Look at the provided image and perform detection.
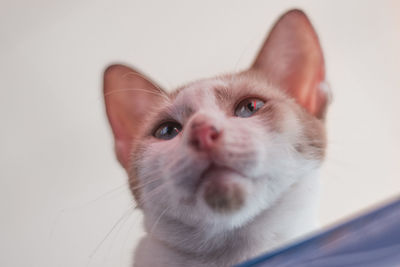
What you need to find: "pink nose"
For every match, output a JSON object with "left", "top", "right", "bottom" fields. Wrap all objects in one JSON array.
[{"left": 189, "top": 120, "right": 220, "bottom": 151}]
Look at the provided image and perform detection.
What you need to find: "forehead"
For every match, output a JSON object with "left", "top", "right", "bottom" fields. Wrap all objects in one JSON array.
[
  {"left": 159, "top": 73, "right": 282, "bottom": 122},
  {"left": 173, "top": 78, "right": 227, "bottom": 110}
]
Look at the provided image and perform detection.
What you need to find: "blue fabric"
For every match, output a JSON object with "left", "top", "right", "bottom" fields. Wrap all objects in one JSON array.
[{"left": 236, "top": 196, "right": 400, "bottom": 267}]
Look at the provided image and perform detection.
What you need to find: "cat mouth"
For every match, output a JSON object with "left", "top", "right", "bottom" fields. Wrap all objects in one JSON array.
[
  {"left": 198, "top": 164, "right": 247, "bottom": 213},
  {"left": 198, "top": 164, "right": 240, "bottom": 184}
]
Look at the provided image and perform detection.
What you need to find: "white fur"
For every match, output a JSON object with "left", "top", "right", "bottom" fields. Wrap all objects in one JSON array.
[
  {"left": 135, "top": 172, "right": 320, "bottom": 267},
  {"left": 132, "top": 78, "right": 323, "bottom": 266}
]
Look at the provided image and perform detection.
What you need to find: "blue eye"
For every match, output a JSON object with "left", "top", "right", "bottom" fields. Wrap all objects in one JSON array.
[
  {"left": 235, "top": 98, "right": 265, "bottom": 117},
  {"left": 154, "top": 121, "right": 182, "bottom": 140}
]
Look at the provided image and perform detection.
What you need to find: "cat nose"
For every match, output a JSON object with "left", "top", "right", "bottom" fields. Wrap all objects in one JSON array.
[{"left": 189, "top": 118, "right": 221, "bottom": 151}]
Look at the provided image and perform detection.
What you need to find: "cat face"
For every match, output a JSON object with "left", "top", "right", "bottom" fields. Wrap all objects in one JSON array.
[
  {"left": 131, "top": 72, "right": 325, "bottom": 229},
  {"left": 103, "top": 10, "right": 329, "bottom": 232}
]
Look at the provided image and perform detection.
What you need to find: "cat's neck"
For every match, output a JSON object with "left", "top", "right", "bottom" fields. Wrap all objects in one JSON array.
[{"left": 134, "top": 172, "right": 320, "bottom": 267}]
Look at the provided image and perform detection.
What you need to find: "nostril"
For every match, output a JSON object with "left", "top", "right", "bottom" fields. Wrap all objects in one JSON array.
[{"left": 209, "top": 126, "right": 219, "bottom": 141}]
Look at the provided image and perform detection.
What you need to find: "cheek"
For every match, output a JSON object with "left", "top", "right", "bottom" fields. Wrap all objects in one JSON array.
[
  {"left": 134, "top": 140, "right": 176, "bottom": 190},
  {"left": 139, "top": 137, "right": 205, "bottom": 194},
  {"left": 132, "top": 142, "right": 178, "bottom": 211},
  {"left": 226, "top": 110, "right": 302, "bottom": 177},
  {"left": 260, "top": 102, "right": 303, "bottom": 146},
  {"left": 142, "top": 139, "right": 180, "bottom": 174},
  {"left": 219, "top": 118, "right": 271, "bottom": 172}
]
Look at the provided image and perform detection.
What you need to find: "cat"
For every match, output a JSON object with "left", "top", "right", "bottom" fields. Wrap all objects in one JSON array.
[{"left": 103, "top": 9, "right": 330, "bottom": 267}]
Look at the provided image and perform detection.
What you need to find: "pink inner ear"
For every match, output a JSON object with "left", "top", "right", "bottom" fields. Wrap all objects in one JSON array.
[
  {"left": 103, "top": 64, "right": 166, "bottom": 169},
  {"left": 252, "top": 9, "right": 327, "bottom": 119}
]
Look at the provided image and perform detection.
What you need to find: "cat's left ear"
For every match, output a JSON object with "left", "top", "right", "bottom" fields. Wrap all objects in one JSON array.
[
  {"left": 251, "top": 9, "right": 329, "bottom": 119},
  {"left": 103, "top": 64, "right": 167, "bottom": 169}
]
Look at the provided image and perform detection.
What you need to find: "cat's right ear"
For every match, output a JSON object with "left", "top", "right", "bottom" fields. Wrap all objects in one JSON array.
[{"left": 103, "top": 64, "right": 166, "bottom": 169}]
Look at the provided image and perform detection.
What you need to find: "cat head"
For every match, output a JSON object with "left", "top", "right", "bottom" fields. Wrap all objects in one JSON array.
[{"left": 103, "top": 10, "right": 329, "bottom": 232}]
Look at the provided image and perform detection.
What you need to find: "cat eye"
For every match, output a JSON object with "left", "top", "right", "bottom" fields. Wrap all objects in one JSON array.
[
  {"left": 153, "top": 121, "right": 182, "bottom": 140},
  {"left": 235, "top": 98, "right": 265, "bottom": 117}
]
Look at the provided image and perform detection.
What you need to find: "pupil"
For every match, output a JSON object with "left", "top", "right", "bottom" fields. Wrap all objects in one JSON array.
[
  {"left": 247, "top": 102, "right": 254, "bottom": 112},
  {"left": 167, "top": 126, "right": 173, "bottom": 135},
  {"left": 154, "top": 122, "right": 181, "bottom": 140}
]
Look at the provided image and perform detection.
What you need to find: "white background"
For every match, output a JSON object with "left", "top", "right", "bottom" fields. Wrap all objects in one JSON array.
[{"left": 1, "top": 0, "right": 399, "bottom": 266}]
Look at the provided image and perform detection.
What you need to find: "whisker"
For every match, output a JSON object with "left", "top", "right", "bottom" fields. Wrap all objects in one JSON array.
[
  {"left": 104, "top": 87, "right": 170, "bottom": 102},
  {"left": 137, "top": 184, "right": 167, "bottom": 208},
  {"left": 130, "top": 177, "right": 162, "bottom": 191},
  {"left": 83, "top": 183, "right": 129, "bottom": 206},
  {"left": 232, "top": 30, "right": 261, "bottom": 73},
  {"left": 50, "top": 183, "right": 129, "bottom": 239},
  {"left": 87, "top": 203, "right": 136, "bottom": 265},
  {"left": 119, "top": 214, "right": 139, "bottom": 266},
  {"left": 122, "top": 71, "right": 166, "bottom": 94},
  {"left": 148, "top": 207, "right": 169, "bottom": 237},
  {"left": 104, "top": 206, "right": 138, "bottom": 264}
]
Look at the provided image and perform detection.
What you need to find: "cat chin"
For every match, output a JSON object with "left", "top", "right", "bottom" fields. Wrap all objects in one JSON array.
[
  {"left": 192, "top": 181, "right": 265, "bottom": 230},
  {"left": 197, "top": 166, "right": 249, "bottom": 213}
]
